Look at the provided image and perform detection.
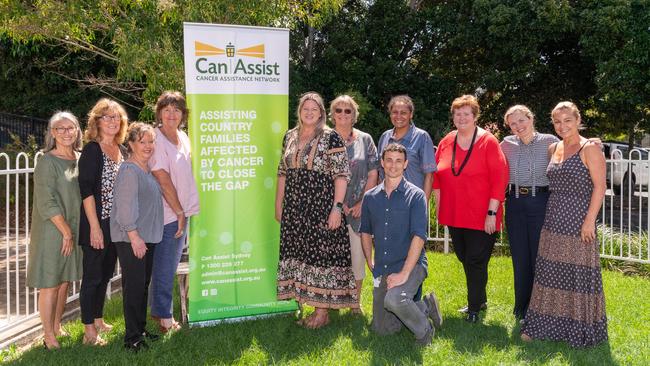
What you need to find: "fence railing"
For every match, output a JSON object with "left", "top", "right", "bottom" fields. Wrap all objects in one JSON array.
[
  {"left": 0, "top": 152, "right": 121, "bottom": 338},
  {"left": 0, "top": 112, "right": 48, "bottom": 147},
  {"left": 1, "top": 149, "right": 649, "bottom": 339}
]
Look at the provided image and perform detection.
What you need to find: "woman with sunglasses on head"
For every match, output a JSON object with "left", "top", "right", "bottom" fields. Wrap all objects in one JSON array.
[
  {"left": 27, "top": 112, "right": 84, "bottom": 350},
  {"left": 78, "top": 98, "right": 129, "bottom": 345},
  {"left": 329, "top": 95, "right": 379, "bottom": 314}
]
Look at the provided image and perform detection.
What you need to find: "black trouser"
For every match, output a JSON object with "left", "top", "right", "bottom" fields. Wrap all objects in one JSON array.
[
  {"left": 80, "top": 235, "right": 118, "bottom": 325},
  {"left": 448, "top": 226, "right": 496, "bottom": 313},
  {"left": 505, "top": 191, "right": 549, "bottom": 318},
  {"left": 115, "top": 241, "right": 155, "bottom": 345}
]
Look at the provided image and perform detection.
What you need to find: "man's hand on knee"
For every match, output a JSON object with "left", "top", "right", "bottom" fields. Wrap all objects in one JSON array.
[{"left": 386, "top": 271, "right": 409, "bottom": 289}]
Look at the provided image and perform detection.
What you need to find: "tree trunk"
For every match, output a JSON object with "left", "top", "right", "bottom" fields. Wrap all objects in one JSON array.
[{"left": 304, "top": 25, "right": 315, "bottom": 70}]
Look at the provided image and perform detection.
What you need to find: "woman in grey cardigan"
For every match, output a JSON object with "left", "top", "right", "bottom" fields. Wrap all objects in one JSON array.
[{"left": 111, "top": 123, "right": 163, "bottom": 352}]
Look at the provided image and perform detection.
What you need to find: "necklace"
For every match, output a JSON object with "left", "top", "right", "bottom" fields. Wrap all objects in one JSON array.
[
  {"left": 451, "top": 127, "right": 478, "bottom": 176},
  {"left": 337, "top": 128, "right": 355, "bottom": 145}
]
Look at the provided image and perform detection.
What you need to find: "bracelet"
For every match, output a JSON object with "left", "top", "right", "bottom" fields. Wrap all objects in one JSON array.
[
  {"left": 175, "top": 210, "right": 184, "bottom": 216},
  {"left": 63, "top": 236, "right": 73, "bottom": 240}
]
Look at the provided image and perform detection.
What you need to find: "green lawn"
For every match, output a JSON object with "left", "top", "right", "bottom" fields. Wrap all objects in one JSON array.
[{"left": 3, "top": 252, "right": 649, "bottom": 365}]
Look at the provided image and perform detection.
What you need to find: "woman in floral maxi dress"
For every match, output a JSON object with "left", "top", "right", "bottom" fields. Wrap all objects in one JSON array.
[{"left": 275, "top": 92, "right": 356, "bottom": 329}]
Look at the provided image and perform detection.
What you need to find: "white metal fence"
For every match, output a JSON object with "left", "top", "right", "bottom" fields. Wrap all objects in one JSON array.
[
  {"left": 1, "top": 150, "right": 649, "bottom": 337},
  {"left": 0, "top": 152, "right": 121, "bottom": 337}
]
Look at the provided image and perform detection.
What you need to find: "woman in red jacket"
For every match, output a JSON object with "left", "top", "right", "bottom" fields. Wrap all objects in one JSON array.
[{"left": 432, "top": 95, "right": 509, "bottom": 323}]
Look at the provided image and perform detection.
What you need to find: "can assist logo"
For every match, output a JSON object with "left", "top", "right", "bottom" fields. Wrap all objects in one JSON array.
[{"left": 194, "top": 41, "right": 280, "bottom": 76}]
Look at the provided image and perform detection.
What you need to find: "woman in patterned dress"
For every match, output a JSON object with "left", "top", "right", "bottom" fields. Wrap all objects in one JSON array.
[
  {"left": 78, "top": 98, "right": 128, "bottom": 345},
  {"left": 275, "top": 92, "right": 356, "bottom": 329},
  {"left": 521, "top": 101, "right": 608, "bottom": 347},
  {"left": 329, "top": 94, "right": 379, "bottom": 314}
]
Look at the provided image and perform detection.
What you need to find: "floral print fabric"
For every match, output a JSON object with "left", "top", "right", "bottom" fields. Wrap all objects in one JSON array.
[{"left": 277, "top": 128, "right": 357, "bottom": 308}]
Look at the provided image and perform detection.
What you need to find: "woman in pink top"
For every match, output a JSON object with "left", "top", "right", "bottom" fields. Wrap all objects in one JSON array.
[
  {"left": 432, "top": 95, "right": 509, "bottom": 323},
  {"left": 149, "top": 91, "right": 200, "bottom": 332}
]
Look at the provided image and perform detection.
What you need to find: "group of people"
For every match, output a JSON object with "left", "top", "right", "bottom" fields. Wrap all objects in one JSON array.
[
  {"left": 276, "top": 92, "right": 608, "bottom": 348},
  {"left": 27, "top": 88, "right": 607, "bottom": 352},
  {"left": 27, "top": 91, "right": 199, "bottom": 352}
]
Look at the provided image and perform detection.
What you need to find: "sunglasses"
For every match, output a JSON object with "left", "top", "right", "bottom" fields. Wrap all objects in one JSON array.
[{"left": 334, "top": 108, "right": 352, "bottom": 115}]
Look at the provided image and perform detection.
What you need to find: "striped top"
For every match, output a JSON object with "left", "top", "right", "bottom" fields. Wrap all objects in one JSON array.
[{"left": 500, "top": 133, "right": 559, "bottom": 197}]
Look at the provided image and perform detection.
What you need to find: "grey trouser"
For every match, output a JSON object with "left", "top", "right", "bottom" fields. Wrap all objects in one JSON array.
[{"left": 371, "top": 265, "right": 431, "bottom": 339}]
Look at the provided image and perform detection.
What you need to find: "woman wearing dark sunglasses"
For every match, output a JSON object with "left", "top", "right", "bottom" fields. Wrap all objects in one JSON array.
[{"left": 329, "top": 95, "right": 379, "bottom": 314}]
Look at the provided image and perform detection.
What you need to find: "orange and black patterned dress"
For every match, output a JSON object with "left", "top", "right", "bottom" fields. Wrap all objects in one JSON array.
[
  {"left": 276, "top": 127, "right": 357, "bottom": 309},
  {"left": 521, "top": 144, "right": 608, "bottom": 347}
]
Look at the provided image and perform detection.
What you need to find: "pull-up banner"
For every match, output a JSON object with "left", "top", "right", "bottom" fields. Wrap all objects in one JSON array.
[{"left": 183, "top": 23, "right": 296, "bottom": 325}]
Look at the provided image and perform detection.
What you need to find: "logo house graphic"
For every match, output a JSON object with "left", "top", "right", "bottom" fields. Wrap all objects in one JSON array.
[
  {"left": 194, "top": 41, "right": 265, "bottom": 58},
  {"left": 193, "top": 41, "right": 280, "bottom": 79}
]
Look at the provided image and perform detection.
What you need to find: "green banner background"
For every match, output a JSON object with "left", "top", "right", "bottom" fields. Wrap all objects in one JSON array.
[{"left": 187, "top": 94, "right": 296, "bottom": 322}]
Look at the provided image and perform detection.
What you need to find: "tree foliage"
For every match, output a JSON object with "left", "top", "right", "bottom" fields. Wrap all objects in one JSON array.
[
  {"left": 1, "top": 0, "right": 649, "bottom": 144},
  {"left": 0, "top": 0, "right": 345, "bottom": 119},
  {"left": 580, "top": 0, "right": 650, "bottom": 146}
]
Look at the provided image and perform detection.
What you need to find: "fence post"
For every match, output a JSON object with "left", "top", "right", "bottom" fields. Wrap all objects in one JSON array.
[{"left": 443, "top": 226, "right": 449, "bottom": 254}]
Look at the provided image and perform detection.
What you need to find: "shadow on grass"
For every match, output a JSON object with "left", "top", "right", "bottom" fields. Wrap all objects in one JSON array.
[
  {"left": 436, "top": 314, "right": 511, "bottom": 353},
  {"left": 3, "top": 302, "right": 423, "bottom": 365},
  {"left": 506, "top": 319, "right": 618, "bottom": 366}
]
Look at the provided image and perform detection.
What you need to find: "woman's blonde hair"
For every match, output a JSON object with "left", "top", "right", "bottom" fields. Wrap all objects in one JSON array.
[
  {"left": 84, "top": 98, "right": 129, "bottom": 144},
  {"left": 125, "top": 122, "right": 156, "bottom": 154},
  {"left": 551, "top": 101, "right": 581, "bottom": 121},
  {"left": 42, "top": 111, "right": 82, "bottom": 153},
  {"left": 329, "top": 94, "right": 360, "bottom": 126},
  {"left": 296, "top": 92, "right": 327, "bottom": 130},
  {"left": 503, "top": 104, "right": 535, "bottom": 126}
]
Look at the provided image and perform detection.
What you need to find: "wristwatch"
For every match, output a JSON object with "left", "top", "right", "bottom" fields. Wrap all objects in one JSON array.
[
  {"left": 487, "top": 210, "right": 497, "bottom": 216},
  {"left": 333, "top": 202, "right": 343, "bottom": 212}
]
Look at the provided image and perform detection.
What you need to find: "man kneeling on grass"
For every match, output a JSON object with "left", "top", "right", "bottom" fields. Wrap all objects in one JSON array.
[{"left": 360, "top": 143, "right": 442, "bottom": 346}]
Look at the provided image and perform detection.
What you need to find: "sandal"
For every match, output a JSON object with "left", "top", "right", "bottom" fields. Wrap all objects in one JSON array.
[
  {"left": 304, "top": 310, "right": 330, "bottom": 329},
  {"left": 54, "top": 328, "right": 70, "bottom": 337},
  {"left": 43, "top": 338, "right": 61, "bottom": 350},
  {"left": 157, "top": 318, "right": 181, "bottom": 334},
  {"left": 95, "top": 322, "right": 113, "bottom": 333},
  {"left": 82, "top": 334, "right": 107, "bottom": 346}
]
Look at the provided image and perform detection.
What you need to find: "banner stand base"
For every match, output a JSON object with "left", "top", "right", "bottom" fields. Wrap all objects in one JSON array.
[{"left": 188, "top": 310, "right": 297, "bottom": 328}]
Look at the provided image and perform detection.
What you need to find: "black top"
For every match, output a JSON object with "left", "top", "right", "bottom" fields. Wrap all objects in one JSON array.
[{"left": 77, "top": 141, "right": 125, "bottom": 246}]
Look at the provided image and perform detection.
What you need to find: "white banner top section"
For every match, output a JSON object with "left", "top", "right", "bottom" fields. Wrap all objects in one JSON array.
[{"left": 183, "top": 23, "right": 289, "bottom": 95}]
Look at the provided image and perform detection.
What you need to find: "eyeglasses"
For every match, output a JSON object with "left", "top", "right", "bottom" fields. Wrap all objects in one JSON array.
[
  {"left": 101, "top": 115, "right": 120, "bottom": 122},
  {"left": 335, "top": 108, "right": 352, "bottom": 115},
  {"left": 53, "top": 127, "right": 77, "bottom": 134}
]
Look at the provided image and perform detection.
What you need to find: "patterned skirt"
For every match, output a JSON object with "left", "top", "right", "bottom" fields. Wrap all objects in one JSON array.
[
  {"left": 277, "top": 168, "right": 357, "bottom": 308},
  {"left": 521, "top": 227, "right": 608, "bottom": 347}
]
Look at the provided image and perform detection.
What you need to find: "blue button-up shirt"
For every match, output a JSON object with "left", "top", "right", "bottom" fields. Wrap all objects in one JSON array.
[
  {"left": 377, "top": 123, "right": 437, "bottom": 189},
  {"left": 359, "top": 178, "right": 428, "bottom": 277}
]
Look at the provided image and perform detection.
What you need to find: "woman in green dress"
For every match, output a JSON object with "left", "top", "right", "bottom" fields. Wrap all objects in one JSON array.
[{"left": 27, "top": 111, "right": 84, "bottom": 350}]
